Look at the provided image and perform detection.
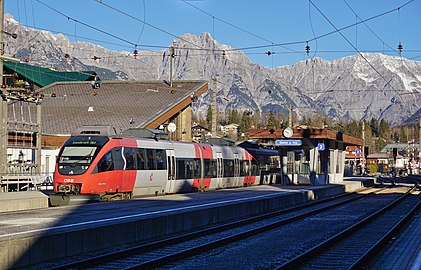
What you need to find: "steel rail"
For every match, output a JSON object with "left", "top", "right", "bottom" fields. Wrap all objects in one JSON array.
[
  {"left": 49, "top": 188, "right": 381, "bottom": 269},
  {"left": 276, "top": 185, "right": 419, "bottom": 270}
]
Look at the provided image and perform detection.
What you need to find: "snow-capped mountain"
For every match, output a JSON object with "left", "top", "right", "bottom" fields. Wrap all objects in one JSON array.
[{"left": 3, "top": 14, "right": 420, "bottom": 125}]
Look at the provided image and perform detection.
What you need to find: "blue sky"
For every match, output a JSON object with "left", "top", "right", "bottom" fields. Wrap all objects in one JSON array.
[{"left": 4, "top": 0, "right": 421, "bottom": 68}]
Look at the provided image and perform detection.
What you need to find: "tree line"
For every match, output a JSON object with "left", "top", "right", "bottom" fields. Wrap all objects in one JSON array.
[{"left": 194, "top": 106, "right": 420, "bottom": 153}]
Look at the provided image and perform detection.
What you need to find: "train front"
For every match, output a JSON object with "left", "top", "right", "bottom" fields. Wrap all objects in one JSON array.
[{"left": 50, "top": 135, "right": 109, "bottom": 206}]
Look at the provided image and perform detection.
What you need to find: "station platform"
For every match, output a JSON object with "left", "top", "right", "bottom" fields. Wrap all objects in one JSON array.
[
  {"left": 0, "top": 190, "right": 49, "bottom": 212},
  {"left": 0, "top": 178, "right": 376, "bottom": 269}
]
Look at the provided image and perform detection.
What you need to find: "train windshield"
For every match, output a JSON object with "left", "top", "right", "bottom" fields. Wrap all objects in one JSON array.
[{"left": 57, "top": 136, "right": 109, "bottom": 175}]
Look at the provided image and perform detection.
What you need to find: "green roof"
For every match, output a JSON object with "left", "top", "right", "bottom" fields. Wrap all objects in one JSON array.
[{"left": 3, "top": 61, "right": 95, "bottom": 87}]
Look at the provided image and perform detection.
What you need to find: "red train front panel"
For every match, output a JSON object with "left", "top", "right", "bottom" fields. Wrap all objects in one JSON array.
[{"left": 54, "top": 136, "right": 139, "bottom": 195}]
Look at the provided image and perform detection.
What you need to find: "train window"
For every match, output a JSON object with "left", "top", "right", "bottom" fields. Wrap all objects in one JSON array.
[
  {"left": 187, "top": 160, "right": 195, "bottom": 178},
  {"left": 176, "top": 159, "right": 185, "bottom": 179},
  {"left": 155, "top": 149, "right": 167, "bottom": 170},
  {"left": 224, "top": 159, "right": 234, "bottom": 177},
  {"left": 240, "top": 161, "right": 247, "bottom": 176},
  {"left": 193, "top": 158, "right": 201, "bottom": 178},
  {"left": 203, "top": 159, "right": 213, "bottom": 178},
  {"left": 251, "top": 159, "right": 259, "bottom": 176},
  {"left": 211, "top": 159, "right": 218, "bottom": 178},
  {"left": 135, "top": 148, "right": 146, "bottom": 170},
  {"left": 97, "top": 151, "right": 114, "bottom": 173},
  {"left": 57, "top": 146, "right": 97, "bottom": 175},
  {"left": 112, "top": 147, "right": 124, "bottom": 170},
  {"left": 146, "top": 149, "right": 156, "bottom": 170},
  {"left": 124, "top": 148, "right": 136, "bottom": 170},
  {"left": 176, "top": 158, "right": 199, "bottom": 179}
]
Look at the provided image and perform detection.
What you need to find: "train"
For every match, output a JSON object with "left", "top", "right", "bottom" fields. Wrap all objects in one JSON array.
[{"left": 50, "top": 126, "right": 264, "bottom": 206}]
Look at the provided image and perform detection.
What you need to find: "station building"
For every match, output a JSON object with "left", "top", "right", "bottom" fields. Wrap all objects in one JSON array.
[{"left": 248, "top": 127, "right": 364, "bottom": 185}]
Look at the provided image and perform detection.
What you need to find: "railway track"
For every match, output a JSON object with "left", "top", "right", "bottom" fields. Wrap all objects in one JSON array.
[
  {"left": 277, "top": 183, "right": 420, "bottom": 270},
  {"left": 47, "top": 187, "right": 388, "bottom": 270}
]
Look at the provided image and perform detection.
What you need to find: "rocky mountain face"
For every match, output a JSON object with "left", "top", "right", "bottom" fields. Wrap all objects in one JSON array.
[{"left": 3, "top": 14, "right": 420, "bottom": 126}]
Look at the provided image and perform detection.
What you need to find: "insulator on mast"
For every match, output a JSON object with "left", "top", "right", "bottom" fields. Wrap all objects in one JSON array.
[{"left": 397, "top": 42, "right": 403, "bottom": 54}]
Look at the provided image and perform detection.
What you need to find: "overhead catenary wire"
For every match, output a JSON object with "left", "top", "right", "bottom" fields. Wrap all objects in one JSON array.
[
  {"left": 343, "top": 0, "right": 398, "bottom": 55},
  {"left": 308, "top": 0, "right": 404, "bottom": 100},
  {"left": 15, "top": 1, "right": 419, "bottom": 64},
  {"left": 93, "top": 0, "right": 208, "bottom": 52},
  {"left": 224, "top": 0, "right": 415, "bottom": 53},
  {"left": 181, "top": 0, "right": 301, "bottom": 56},
  {"left": 35, "top": 0, "right": 138, "bottom": 47},
  {"left": 135, "top": 0, "right": 146, "bottom": 45}
]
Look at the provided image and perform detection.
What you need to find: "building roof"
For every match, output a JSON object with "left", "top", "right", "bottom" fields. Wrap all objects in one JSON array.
[
  {"left": 248, "top": 128, "right": 364, "bottom": 146},
  {"left": 381, "top": 143, "right": 419, "bottom": 152},
  {"left": 3, "top": 61, "right": 96, "bottom": 87},
  {"left": 32, "top": 80, "right": 207, "bottom": 135},
  {"left": 367, "top": 153, "right": 391, "bottom": 159}
]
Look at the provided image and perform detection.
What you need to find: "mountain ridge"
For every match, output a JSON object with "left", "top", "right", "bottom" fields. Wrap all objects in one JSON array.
[{"left": 3, "top": 14, "right": 420, "bottom": 126}]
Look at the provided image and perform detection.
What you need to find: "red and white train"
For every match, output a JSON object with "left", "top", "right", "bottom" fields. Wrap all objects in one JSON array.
[{"left": 51, "top": 126, "right": 261, "bottom": 205}]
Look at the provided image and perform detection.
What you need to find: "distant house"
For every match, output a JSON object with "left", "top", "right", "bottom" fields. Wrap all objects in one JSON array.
[
  {"left": 223, "top": 123, "right": 239, "bottom": 139},
  {"left": 366, "top": 152, "right": 392, "bottom": 173},
  {"left": 191, "top": 123, "right": 209, "bottom": 141}
]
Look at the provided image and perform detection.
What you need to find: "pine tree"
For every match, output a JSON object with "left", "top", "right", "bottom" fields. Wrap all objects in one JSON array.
[
  {"left": 379, "top": 119, "right": 391, "bottom": 141},
  {"left": 370, "top": 117, "right": 379, "bottom": 137},
  {"left": 240, "top": 111, "right": 252, "bottom": 134},
  {"left": 398, "top": 127, "right": 408, "bottom": 143},
  {"left": 266, "top": 110, "right": 276, "bottom": 130}
]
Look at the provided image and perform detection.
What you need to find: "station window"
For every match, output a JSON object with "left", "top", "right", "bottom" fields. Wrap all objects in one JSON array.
[{"left": 287, "top": 151, "right": 294, "bottom": 174}]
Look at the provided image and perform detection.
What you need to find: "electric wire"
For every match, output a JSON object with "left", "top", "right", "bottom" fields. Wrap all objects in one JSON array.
[
  {"left": 226, "top": 0, "right": 415, "bottom": 53},
  {"left": 35, "top": 0, "right": 137, "bottom": 47},
  {"left": 309, "top": 0, "right": 402, "bottom": 100},
  {"left": 181, "top": 0, "right": 301, "bottom": 56},
  {"left": 93, "top": 0, "right": 207, "bottom": 51},
  {"left": 18, "top": 0, "right": 420, "bottom": 62},
  {"left": 343, "top": 0, "right": 397, "bottom": 54},
  {"left": 135, "top": 0, "right": 146, "bottom": 45}
]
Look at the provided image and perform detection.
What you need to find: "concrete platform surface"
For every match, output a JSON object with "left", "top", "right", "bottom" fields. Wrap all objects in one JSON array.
[
  {"left": 0, "top": 191, "right": 49, "bottom": 212},
  {"left": 0, "top": 178, "right": 375, "bottom": 269}
]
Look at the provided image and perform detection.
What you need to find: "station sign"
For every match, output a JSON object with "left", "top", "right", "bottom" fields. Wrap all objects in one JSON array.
[
  {"left": 317, "top": 143, "right": 325, "bottom": 151},
  {"left": 275, "top": 139, "right": 302, "bottom": 146}
]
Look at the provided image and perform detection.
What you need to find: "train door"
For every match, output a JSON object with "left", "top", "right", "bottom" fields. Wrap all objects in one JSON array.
[
  {"left": 233, "top": 154, "right": 240, "bottom": 187},
  {"left": 216, "top": 152, "right": 223, "bottom": 189},
  {"left": 165, "top": 149, "right": 176, "bottom": 193}
]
